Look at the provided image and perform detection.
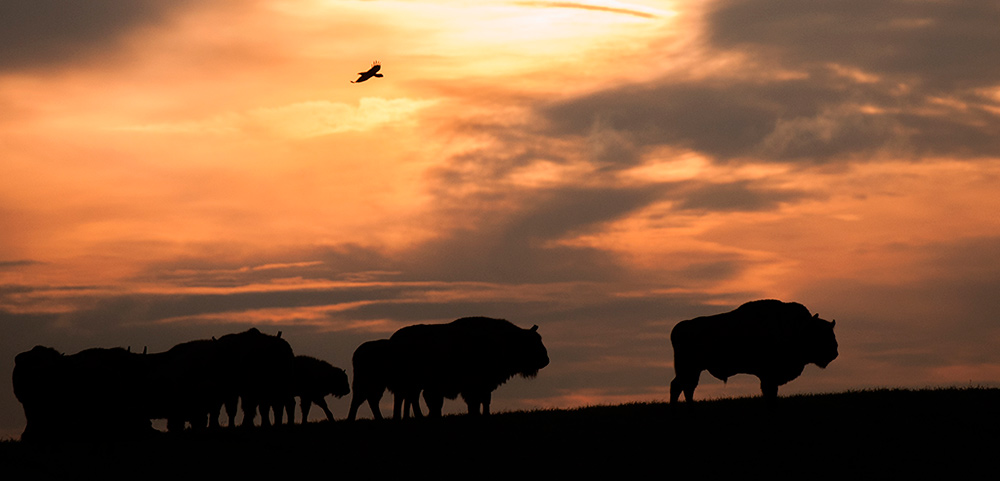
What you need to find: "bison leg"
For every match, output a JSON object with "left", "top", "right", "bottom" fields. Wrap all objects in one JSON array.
[
  {"left": 392, "top": 390, "right": 422, "bottom": 419},
  {"left": 167, "top": 417, "right": 185, "bottom": 433},
  {"left": 284, "top": 398, "right": 296, "bottom": 424},
  {"left": 462, "top": 391, "right": 489, "bottom": 415},
  {"left": 242, "top": 398, "right": 260, "bottom": 427},
  {"left": 300, "top": 398, "right": 313, "bottom": 423},
  {"left": 670, "top": 369, "right": 701, "bottom": 403},
  {"left": 350, "top": 389, "right": 384, "bottom": 420},
  {"left": 317, "top": 398, "right": 335, "bottom": 422},
  {"left": 239, "top": 397, "right": 256, "bottom": 427},
  {"left": 393, "top": 393, "right": 404, "bottom": 420},
  {"left": 759, "top": 379, "right": 779, "bottom": 400},
  {"left": 189, "top": 412, "right": 208, "bottom": 431},
  {"left": 261, "top": 403, "right": 275, "bottom": 427},
  {"left": 367, "top": 395, "right": 384, "bottom": 420},
  {"left": 224, "top": 396, "right": 239, "bottom": 427},
  {"left": 401, "top": 395, "right": 415, "bottom": 419},
  {"left": 422, "top": 390, "right": 443, "bottom": 418},
  {"left": 406, "top": 393, "right": 423, "bottom": 418},
  {"left": 348, "top": 392, "right": 366, "bottom": 421},
  {"left": 271, "top": 402, "right": 284, "bottom": 425},
  {"left": 208, "top": 403, "right": 222, "bottom": 429}
]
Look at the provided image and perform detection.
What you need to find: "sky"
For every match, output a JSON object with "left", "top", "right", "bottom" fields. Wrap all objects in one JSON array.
[{"left": 2, "top": 0, "right": 1000, "bottom": 438}]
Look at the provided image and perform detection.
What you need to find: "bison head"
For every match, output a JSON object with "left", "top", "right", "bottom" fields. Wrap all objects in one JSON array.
[
  {"left": 515, "top": 325, "right": 550, "bottom": 378},
  {"left": 806, "top": 315, "right": 838, "bottom": 369},
  {"left": 327, "top": 366, "right": 351, "bottom": 398}
]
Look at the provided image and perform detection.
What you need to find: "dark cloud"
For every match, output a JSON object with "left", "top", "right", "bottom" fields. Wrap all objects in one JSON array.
[
  {"left": 409, "top": 186, "right": 664, "bottom": 283},
  {"left": 0, "top": 0, "right": 198, "bottom": 72},
  {"left": 543, "top": 82, "right": 787, "bottom": 160},
  {"left": 709, "top": 0, "right": 1000, "bottom": 92},
  {"left": 671, "top": 180, "right": 813, "bottom": 212},
  {"left": 544, "top": 76, "right": 1000, "bottom": 162},
  {"left": 0, "top": 260, "right": 42, "bottom": 269},
  {"left": 540, "top": 0, "right": 1000, "bottom": 163}
]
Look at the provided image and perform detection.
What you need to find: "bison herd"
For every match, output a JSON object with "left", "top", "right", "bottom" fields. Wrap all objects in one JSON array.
[
  {"left": 13, "top": 317, "right": 550, "bottom": 442},
  {"left": 13, "top": 301, "right": 839, "bottom": 442},
  {"left": 13, "top": 328, "right": 350, "bottom": 441}
]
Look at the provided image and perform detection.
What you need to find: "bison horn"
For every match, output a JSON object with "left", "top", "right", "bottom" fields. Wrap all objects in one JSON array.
[
  {"left": 277, "top": 331, "right": 283, "bottom": 338},
  {"left": 531, "top": 325, "right": 539, "bottom": 332},
  {"left": 831, "top": 320, "right": 836, "bottom": 327}
]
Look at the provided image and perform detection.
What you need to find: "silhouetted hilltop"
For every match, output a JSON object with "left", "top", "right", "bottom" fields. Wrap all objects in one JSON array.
[{"left": 2, "top": 387, "right": 996, "bottom": 477}]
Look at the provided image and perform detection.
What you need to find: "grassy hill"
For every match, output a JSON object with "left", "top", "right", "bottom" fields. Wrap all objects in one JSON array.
[{"left": 2, "top": 387, "right": 997, "bottom": 477}]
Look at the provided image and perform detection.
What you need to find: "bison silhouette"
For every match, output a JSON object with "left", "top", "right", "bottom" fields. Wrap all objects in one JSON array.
[
  {"left": 142, "top": 338, "right": 227, "bottom": 432},
  {"left": 669, "top": 299, "right": 838, "bottom": 402},
  {"left": 14, "top": 345, "right": 154, "bottom": 441},
  {"left": 284, "top": 355, "right": 350, "bottom": 423},
  {"left": 347, "top": 339, "right": 397, "bottom": 421},
  {"left": 141, "top": 328, "right": 294, "bottom": 430},
  {"left": 388, "top": 317, "right": 550, "bottom": 417},
  {"left": 13, "top": 328, "right": 296, "bottom": 440},
  {"left": 215, "top": 328, "right": 295, "bottom": 427}
]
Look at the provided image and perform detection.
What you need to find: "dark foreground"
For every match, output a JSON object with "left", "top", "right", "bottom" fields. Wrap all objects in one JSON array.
[{"left": 2, "top": 387, "right": 997, "bottom": 478}]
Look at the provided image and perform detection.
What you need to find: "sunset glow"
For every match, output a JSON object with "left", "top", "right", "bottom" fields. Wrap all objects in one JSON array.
[{"left": 3, "top": 0, "right": 1000, "bottom": 437}]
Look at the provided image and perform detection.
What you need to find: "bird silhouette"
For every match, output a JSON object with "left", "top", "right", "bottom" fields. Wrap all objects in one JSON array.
[{"left": 351, "top": 61, "right": 383, "bottom": 83}]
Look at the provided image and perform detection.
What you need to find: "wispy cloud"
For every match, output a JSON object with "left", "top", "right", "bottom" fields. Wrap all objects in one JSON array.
[
  {"left": 118, "top": 98, "right": 437, "bottom": 138},
  {"left": 513, "top": 1, "right": 666, "bottom": 19}
]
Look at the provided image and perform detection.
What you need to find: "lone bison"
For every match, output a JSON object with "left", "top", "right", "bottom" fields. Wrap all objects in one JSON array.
[
  {"left": 388, "top": 317, "right": 549, "bottom": 417},
  {"left": 669, "top": 299, "right": 838, "bottom": 402},
  {"left": 286, "top": 355, "right": 350, "bottom": 423}
]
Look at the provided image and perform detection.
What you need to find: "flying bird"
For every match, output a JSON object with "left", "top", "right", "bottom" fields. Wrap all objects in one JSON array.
[{"left": 351, "top": 61, "right": 383, "bottom": 83}]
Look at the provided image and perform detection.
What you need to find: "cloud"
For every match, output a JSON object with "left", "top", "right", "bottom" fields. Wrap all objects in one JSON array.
[
  {"left": 537, "top": 0, "right": 1000, "bottom": 163},
  {"left": 404, "top": 185, "right": 666, "bottom": 283},
  {"left": 0, "top": 0, "right": 201, "bottom": 72},
  {"left": 0, "top": 260, "right": 42, "bottom": 270},
  {"left": 119, "top": 98, "right": 436, "bottom": 138},
  {"left": 543, "top": 76, "right": 1000, "bottom": 163},
  {"left": 708, "top": 0, "right": 1000, "bottom": 92},
  {"left": 513, "top": 1, "right": 663, "bottom": 19},
  {"left": 670, "top": 180, "right": 813, "bottom": 212}
]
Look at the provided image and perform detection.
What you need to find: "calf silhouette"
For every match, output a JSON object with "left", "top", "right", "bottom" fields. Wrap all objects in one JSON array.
[{"left": 285, "top": 355, "right": 350, "bottom": 423}]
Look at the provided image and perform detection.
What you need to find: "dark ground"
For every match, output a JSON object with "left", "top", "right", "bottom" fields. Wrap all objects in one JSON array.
[{"left": 2, "top": 388, "right": 997, "bottom": 478}]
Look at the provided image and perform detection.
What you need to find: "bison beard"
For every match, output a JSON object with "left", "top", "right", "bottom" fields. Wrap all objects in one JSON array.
[
  {"left": 385, "top": 317, "right": 550, "bottom": 418},
  {"left": 669, "top": 299, "right": 838, "bottom": 402}
]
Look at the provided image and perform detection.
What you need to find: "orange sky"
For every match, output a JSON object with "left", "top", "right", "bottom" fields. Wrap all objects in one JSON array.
[{"left": 3, "top": 0, "right": 1000, "bottom": 437}]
